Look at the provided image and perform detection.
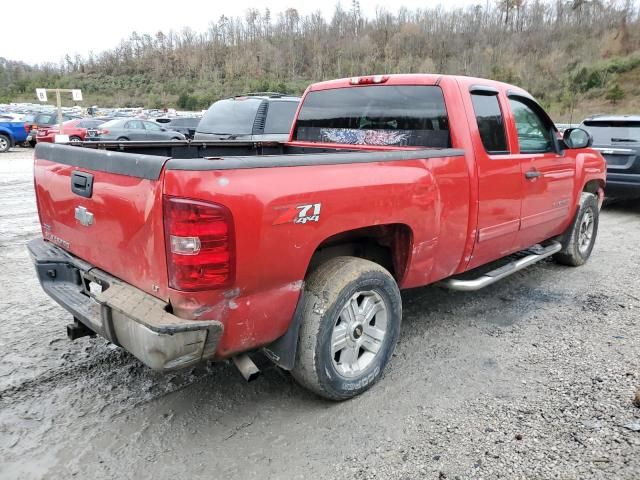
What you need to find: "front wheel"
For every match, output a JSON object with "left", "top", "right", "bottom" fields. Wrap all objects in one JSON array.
[
  {"left": 553, "top": 192, "right": 599, "bottom": 266},
  {"left": 69, "top": 136, "right": 82, "bottom": 143},
  {"left": 292, "top": 257, "right": 402, "bottom": 400},
  {"left": 0, "top": 134, "right": 10, "bottom": 153}
]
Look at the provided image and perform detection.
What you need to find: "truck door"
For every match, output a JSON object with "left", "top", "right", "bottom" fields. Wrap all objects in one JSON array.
[
  {"left": 507, "top": 96, "right": 575, "bottom": 249},
  {"left": 465, "top": 87, "right": 524, "bottom": 270}
]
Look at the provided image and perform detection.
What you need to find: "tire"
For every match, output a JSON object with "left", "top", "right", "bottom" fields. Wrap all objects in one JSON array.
[
  {"left": 291, "top": 256, "right": 402, "bottom": 401},
  {"left": 69, "top": 136, "right": 82, "bottom": 143},
  {"left": 171, "top": 137, "right": 181, "bottom": 141},
  {"left": 116, "top": 137, "right": 129, "bottom": 141},
  {"left": 553, "top": 192, "right": 599, "bottom": 266},
  {"left": 0, "top": 134, "right": 10, "bottom": 153},
  {"left": 29, "top": 140, "right": 36, "bottom": 148}
]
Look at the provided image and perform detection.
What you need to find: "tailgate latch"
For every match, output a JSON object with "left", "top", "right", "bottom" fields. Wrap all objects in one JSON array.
[{"left": 71, "top": 171, "right": 94, "bottom": 198}]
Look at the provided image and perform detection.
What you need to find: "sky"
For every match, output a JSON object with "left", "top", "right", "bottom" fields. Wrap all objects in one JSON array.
[{"left": 2, "top": 0, "right": 486, "bottom": 66}]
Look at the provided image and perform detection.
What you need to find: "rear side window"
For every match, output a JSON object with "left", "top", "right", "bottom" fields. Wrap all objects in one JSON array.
[
  {"left": 582, "top": 120, "right": 640, "bottom": 144},
  {"left": 294, "top": 85, "right": 450, "bottom": 147},
  {"left": 471, "top": 93, "right": 508, "bottom": 154},
  {"left": 264, "top": 101, "right": 299, "bottom": 134},
  {"left": 125, "top": 120, "right": 144, "bottom": 130},
  {"left": 197, "top": 98, "right": 262, "bottom": 135}
]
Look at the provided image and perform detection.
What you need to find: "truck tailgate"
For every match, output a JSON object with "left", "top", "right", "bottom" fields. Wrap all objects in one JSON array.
[{"left": 33, "top": 143, "right": 171, "bottom": 300}]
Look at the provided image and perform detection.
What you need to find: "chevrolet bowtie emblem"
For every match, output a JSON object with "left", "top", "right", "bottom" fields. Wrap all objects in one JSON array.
[{"left": 75, "top": 206, "right": 94, "bottom": 227}]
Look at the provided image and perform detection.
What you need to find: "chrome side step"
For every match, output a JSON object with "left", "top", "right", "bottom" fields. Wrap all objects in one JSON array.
[{"left": 439, "top": 241, "right": 562, "bottom": 291}]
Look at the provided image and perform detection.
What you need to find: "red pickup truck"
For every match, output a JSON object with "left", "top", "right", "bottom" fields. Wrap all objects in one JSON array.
[{"left": 29, "top": 74, "right": 605, "bottom": 400}]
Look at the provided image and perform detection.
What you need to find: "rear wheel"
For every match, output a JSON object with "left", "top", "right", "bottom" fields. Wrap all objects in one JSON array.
[
  {"left": 553, "top": 192, "right": 599, "bottom": 266},
  {"left": 116, "top": 137, "right": 129, "bottom": 141},
  {"left": 292, "top": 257, "right": 402, "bottom": 400},
  {"left": 0, "top": 134, "right": 10, "bottom": 153}
]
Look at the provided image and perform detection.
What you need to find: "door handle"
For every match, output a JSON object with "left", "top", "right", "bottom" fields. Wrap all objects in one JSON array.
[{"left": 525, "top": 170, "right": 541, "bottom": 180}]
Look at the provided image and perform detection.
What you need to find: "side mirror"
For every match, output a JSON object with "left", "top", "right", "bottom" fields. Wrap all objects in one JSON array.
[{"left": 563, "top": 128, "right": 592, "bottom": 149}]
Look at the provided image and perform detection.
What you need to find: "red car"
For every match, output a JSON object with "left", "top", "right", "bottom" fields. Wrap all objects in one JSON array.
[
  {"left": 36, "top": 118, "right": 105, "bottom": 143},
  {"left": 30, "top": 74, "right": 605, "bottom": 400}
]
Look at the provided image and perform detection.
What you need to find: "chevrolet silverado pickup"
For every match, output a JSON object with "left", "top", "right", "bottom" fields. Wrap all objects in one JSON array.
[{"left": 29, "top": 74, "right": 606, "bottom": 400}]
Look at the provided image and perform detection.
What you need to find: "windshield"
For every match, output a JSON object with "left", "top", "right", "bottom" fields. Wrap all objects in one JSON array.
[
  {"left": 293, "top": 85, "right": 450, "bottom": 147},
  {"left": 582, "top": 120, "right": 640, "bottom": 144},
  {"left": 197, "top": 98, "right": 262, "bottom": 135}
]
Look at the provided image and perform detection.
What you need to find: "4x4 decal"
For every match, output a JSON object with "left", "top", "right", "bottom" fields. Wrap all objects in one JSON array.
[{"left": 273, "top": 203, "right": 321, "bottom": 225}]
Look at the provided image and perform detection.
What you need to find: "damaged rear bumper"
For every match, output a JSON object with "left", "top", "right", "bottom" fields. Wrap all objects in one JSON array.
[{"left": 28, "top": 238, "right": 223, "bottom": 370}]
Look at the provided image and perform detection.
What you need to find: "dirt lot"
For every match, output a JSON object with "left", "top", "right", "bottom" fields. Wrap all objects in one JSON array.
[{"left": 1, "top": 147, "right": 639, "bottom": 480}]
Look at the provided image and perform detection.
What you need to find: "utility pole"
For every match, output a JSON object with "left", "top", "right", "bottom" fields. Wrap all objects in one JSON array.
[{"left": 35, "top": 88, "right": 83, "bottom": 142}]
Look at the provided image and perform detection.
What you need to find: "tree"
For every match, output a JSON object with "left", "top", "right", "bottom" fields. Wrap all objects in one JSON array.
[{"left": 605, "top": 83, "right": 624, "bottom": 104}]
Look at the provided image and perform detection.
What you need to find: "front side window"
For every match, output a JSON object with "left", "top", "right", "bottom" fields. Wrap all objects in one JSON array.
[
  {"left": 471, "top": 93, "right": 508, "bottom": 154},
  {"left": 509, "top": 97, "right": 554, "bottom": 153},
  {"left": 294, "top": 85, "right": 450, "bottom": 148},
  {"left": 144, "top": 121, "right": 162, "bottom": 131}
]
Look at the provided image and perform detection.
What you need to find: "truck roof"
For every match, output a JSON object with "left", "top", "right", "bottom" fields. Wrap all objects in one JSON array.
[{"left": 306, "top": 74, "right": 532, "bottom": 98}]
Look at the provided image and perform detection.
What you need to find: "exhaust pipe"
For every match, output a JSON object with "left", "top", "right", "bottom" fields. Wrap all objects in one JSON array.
[
  {"left": 233, "top": 354, "right": 261, "bottom": 382},
  {"left": 67, "top": 318, "right": 95, "bottom": 341}
]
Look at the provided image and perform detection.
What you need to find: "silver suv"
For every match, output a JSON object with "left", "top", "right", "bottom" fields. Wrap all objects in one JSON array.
[{"left": 194, "top": 93, "right": 300, "bottom": 142}]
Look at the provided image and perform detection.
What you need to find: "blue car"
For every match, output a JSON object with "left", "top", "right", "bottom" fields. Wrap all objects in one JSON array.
[{"left": 0, "top": 116, "right": 28, "bottom": 152}]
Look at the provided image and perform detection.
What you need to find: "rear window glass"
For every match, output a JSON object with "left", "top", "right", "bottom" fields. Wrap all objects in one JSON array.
[
  {"left": 471, "top": 93, "right": 508, "bottom": 154},
  {"left": 582, "top": 120, "right": 640, "bottom": 144},
  {"left": 264, "top": 101, "right": 298, "bottom": 134},
  {"left": 36, "top": 114, "right": 55, "bottom": 124},
  {"left": 197, "top": 98, "right": 261, "bottom": 135},
  {"left": 294, "top": 85, "right": 450, "bottom": 147}
]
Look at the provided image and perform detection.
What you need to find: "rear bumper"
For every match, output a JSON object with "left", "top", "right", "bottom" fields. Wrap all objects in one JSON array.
[
  {"left": 605, "top": 172, "right": 640, "bottom": 199},
  {"left": 28, "top": 238, "right": 223, "bottom": 370}
]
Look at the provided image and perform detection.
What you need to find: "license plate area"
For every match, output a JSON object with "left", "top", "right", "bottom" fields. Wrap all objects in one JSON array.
[{"left": 81, "top": 270, "right": 111, "bottom": 297}]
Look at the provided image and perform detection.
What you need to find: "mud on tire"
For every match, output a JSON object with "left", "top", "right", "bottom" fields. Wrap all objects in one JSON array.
[
  {"left": 553, "top": 192, "right": 599, "bottom": 266},
  {"left": 291, "top": 256, "right": 402, "bottom": 401}
]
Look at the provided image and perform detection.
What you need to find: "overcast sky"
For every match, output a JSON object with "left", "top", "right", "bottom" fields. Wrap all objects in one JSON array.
[{"left": 2, "top": 0, "right": 485, "bottom": 65}]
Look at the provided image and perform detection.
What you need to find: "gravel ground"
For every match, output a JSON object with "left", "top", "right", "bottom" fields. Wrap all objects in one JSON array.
[{"left": 0, "top": 146, "right": 639, "bottom": 480}]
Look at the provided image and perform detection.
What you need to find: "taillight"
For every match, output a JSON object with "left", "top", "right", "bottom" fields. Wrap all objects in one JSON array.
[
  {"left": 24, "top": 124, "right": 30, "bottom": 133},
  {"left": 349, "top": 75, "right": 389, "bottom": 85},
  {"left": 100, "top": 129, "right": 109, "bottom": 135},
  {"left": 163, "top": 196, "right": 235, "bottom": 291}
]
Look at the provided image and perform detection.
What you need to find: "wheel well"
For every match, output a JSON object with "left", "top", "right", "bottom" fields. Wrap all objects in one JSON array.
[
  {"left": 306, "top": 224, "right": 413, "bottom": 282},
  {"left": 583, "top": 179, "right": 604, "bottom": 194}
]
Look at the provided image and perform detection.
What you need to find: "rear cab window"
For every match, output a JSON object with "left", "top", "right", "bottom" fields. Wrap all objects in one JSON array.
[{"left": 293, "top": 85, "right": 450, "bottom": 148}]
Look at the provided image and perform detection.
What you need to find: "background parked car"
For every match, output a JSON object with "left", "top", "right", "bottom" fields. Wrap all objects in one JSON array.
[
  {"left": 580, "top": 115, "right": 640, "bottom": 199},
  {"left": 36, "top": 118, "right": 106, "bottom": 144},
  {"left": 0, "top": 118, "right": 29, "bottom": 152},
  {"left": 154, "top": 117, "right": 200, "bottom": 139},
  {"left": 92, "top": 118, "right": 186, "bottom": 141},
  {"left": 194, "top": 93, "right": 300, "bottom": 142},
  {"left": 27, "top": 112, "right": 81, "bottom": 147}
]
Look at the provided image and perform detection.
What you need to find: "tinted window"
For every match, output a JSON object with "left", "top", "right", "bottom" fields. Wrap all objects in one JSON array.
[
  {"left": 471, "top": 93, "right": 508, "bottom": 154},
  {"left": 582, "top": 120, "right": 640, "bottom": 145},
  {"left": 509, "top": 98, "right": 554, "bottom": 153},
  {"left": 36, "top": 114, "right": 55, "bottom": 124},
  {"left": 294, "top": 85, "right": 450, "bottom": 147},
  {"left": 264, "top": 101, "right": 299, "bottom": 134},
  {"left": 197, "top": 98, "right": 262, "bottom": 135}
]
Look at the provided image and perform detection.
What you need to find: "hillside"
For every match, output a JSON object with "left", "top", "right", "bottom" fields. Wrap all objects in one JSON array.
[{"left": 1, "top": 0, "right": 639, "bottom": 122}]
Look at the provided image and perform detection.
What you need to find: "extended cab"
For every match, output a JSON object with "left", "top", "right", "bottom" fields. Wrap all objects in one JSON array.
[{"left": 29, "top": 75, "right": 606, "bottom": 400}]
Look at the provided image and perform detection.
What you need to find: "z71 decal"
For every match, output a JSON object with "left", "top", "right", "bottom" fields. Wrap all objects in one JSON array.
[{"left": 273, "top": 203, "right": 322, "bottom": 225}]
